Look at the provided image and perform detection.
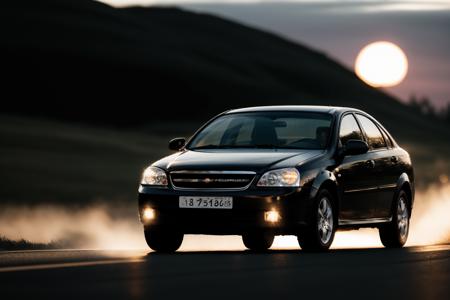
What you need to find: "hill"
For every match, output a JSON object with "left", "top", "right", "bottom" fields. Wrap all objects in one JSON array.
[
  {"left": 0, "top": 0, "right": 448, "bottom": 205},
  {"left": 1, "top": 0, "right": 447, "bottom": 139},
  {"left": 0, "top": 115, "right": 169, "bottom": 204}
]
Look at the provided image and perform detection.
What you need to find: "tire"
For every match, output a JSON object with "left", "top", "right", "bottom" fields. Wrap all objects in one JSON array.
[
  {"left": 242, "top": 231, "right": 274, "bottom": 251},
  {"left": 297, "top": 189, "right": 336, "bottom": 251},
  {"left": 144, "top": 228, "right": 183, "bottom": 253},
  {"left": 379, "top": 190, "right": 410, "bottom": 248}
]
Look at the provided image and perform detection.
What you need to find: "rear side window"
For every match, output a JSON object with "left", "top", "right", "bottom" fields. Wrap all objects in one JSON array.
[
  {"left": 356, "top": 114, "right": 386, "bottom": 149},
  {"left": 380, "top": 128, "right": 393, "bottom": 148},
  {"left": 339, "top": 114, "right": 364, "bottom": 146}
]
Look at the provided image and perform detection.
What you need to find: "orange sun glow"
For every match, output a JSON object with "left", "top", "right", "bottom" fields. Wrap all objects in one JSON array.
[{"left": 355, "top": 41, "right": 408, "bottom": 87}]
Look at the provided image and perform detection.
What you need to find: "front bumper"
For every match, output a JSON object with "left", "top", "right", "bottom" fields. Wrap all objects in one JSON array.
[{"left": 138, "top": 185, "right": 311, "bottom": 235}]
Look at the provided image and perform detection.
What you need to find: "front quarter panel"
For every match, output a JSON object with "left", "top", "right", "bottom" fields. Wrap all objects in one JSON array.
[
  {"left": 295, "top": 156, "right": 338, "bottom": 224},
  {"left": 309, "top": 169, "right": 338, "bottom": 200},
  {"left": 151, "top": 151, "right": 185, "bottom": 170}
]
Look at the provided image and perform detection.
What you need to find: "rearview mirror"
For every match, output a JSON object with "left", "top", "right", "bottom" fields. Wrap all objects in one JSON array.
[
  {"left": 343, "top": 140, "right": 369, "bottom": 156},
  {"left": 273, "top": 120, "right": 287, "bottom": 128},
  {"left": 169, "top": 137, "right": 186, "bottom": 151}
]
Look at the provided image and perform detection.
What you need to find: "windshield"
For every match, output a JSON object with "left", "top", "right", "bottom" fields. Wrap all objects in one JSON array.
[{"left": 188, "top": 111, "right": 333, "bottom": 150}]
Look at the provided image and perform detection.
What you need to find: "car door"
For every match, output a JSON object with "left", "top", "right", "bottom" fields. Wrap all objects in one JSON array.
[
  {"left": 336, "top": 113, "right": 377, "bottom": 221},
  {"left": 377, "top": 126, "right": 400, "bottom": 217},
  {"left": 355, "top": 114, "right": 394, "bottom": 219}
]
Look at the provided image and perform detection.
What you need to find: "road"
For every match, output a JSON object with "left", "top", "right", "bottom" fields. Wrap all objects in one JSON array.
[{"left": 0, "top": 245, "right": 449, "bottom": 300}]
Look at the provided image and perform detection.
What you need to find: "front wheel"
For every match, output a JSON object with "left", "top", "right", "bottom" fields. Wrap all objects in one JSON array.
[
  {"left": 144, "top": 228, "right": 183, "bottom": 253},
  {"left": 379, "top": 190, "right": 410, "bottom": 248},
  {"left": 297, "top": 189, "right": 336, "bottom": 251},
  {"left": 242, "top": 231, "right": 274, "bottom": 251}
]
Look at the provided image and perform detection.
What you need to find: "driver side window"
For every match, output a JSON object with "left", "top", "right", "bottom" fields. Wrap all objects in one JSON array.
[{"left": 339, "top": 114, "right": 363, "bottom": 146}]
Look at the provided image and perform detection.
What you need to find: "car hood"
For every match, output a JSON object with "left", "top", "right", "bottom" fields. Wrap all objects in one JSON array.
[{"left": 153, "top": 149, "right": 325, "bottom": 172}]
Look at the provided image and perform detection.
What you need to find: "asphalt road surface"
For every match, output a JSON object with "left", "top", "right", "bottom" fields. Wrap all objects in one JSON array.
[{"left": 1, "top": 244, "right": 449, "bottom": 300}]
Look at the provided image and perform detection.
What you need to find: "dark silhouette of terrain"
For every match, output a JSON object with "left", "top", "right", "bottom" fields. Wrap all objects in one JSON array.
[
  {"left": 0, "top": 235, "right": 64, "bottom": 251},
  {"left": 0, "top": 0, "right": 448, "bottom": 206},
  {"left": 1, "top": 0, "right": 447, "bottom": 141}
]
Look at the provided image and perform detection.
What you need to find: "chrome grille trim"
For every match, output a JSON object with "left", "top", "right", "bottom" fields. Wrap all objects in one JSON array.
[
  {"left": 172, "top": 178, "right": 250, "bottom": 183},
  {"left": 170, "top": 170, "right": 256, "bottom": 175},
  {"left": 169, "top": 171, "right": 256, "bottom": 191}
]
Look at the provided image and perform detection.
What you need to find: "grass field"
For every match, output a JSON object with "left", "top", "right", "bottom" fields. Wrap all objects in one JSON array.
[
  {"left": 0, "top": 115, "right": 177, "bottom": 205},
  {"left": 0, "top": 114, "right": 449, "bottom": 249},
  {"left": 0, "top": 236, "right": 63, "bottom": 251},
  {"left": 0, "top": 114, "right": 448, "bottom": 206}
]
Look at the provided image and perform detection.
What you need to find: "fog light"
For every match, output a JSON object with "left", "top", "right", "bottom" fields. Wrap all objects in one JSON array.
[
  {"left": 142, "top": 207, "right": 155, "bottom": 222},
  {"left": 264, "top": 210, "right": 280, "bottom": 223}
]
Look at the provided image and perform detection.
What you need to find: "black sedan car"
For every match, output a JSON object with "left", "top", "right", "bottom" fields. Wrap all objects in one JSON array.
[{"left": 138, "top": 106, "right": 414, "bottom": 252}]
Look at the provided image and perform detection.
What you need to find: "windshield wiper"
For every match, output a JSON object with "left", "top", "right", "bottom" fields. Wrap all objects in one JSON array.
[
  {"left": 188, "top": 145, "right": 247, "bottom": 150},
  {"left": 188, "top": 144, "right": 223, "bottom": 150},
  {"left": 252, "top": 144, "right": 279, "bottom": 149},
  {"left": 252, "top": 144, "right": 303, "bottom": 149},
  {"left": 189, "top": 144, "right": 304, "bottom": 150}
]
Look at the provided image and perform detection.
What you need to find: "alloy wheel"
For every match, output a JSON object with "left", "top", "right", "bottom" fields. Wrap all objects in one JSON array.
[
  {"left": 317, "top": 196, "right": 334, "bottom": 245},
  {"left": 397, "top": 196, "right": 409, "bottom": 240}
]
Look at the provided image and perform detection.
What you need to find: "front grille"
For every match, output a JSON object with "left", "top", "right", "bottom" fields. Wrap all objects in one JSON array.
[{"left": 170, "top": 171, "right": 256, "bottom": 190}]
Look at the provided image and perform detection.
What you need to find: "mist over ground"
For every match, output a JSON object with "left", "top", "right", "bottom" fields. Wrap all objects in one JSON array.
[{"left": 1, "top": 183, "right": 449, "bottom": 251}]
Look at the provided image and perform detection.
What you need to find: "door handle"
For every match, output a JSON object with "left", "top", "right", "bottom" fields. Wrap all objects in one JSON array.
[
  {"left": 391, "top": 156, "right": 398, "bottom": 163},
  {"left": 365, "top": 160, "right": 375, "bottom": 168}
]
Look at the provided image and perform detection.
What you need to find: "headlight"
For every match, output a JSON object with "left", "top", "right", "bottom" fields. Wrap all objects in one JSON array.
[
  {"left": 257, "top": 168, "right": 300, "bottom": 187},
  {"left": 141, "top": 167, "right": 168, "bottom": 186}
]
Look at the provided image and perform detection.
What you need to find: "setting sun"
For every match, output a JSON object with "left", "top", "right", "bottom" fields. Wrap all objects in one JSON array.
[{"left": 355, "top": 41, "right": 408, "bottom": 87}]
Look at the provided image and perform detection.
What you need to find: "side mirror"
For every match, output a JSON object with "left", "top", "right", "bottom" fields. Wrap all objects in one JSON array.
[
  {"left": 169, "top": 137, "right": 186, "bottom": 151},
  {"left": 343, "top": 140, "right": 369, "bottom": 156}
]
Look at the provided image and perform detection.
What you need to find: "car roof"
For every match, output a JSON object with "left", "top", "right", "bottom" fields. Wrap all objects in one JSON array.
[{"left": 225, "top": 105, "right": 362, "bottom": 115}]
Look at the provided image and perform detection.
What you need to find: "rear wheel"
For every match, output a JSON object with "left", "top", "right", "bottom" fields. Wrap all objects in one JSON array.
[
  {"left": 144, "top": 228, "right": 183, "bottom": 253},
  {"left": 379, "top": 190, "right": 410, "bottom": 248},
  {"left": 297, "top": 189, "right": 336, "bottom": 251},
  {"left": 242, "top": 231, "right": 274, "bottom": 251}
]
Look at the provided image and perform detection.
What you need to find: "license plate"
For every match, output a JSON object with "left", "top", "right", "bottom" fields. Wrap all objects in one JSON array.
[{"left": 179, "top": 196, "right": 233, "bottom": 209}]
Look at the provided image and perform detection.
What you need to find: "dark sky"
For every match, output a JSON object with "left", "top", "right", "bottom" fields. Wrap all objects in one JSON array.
[{"left": 103, "top": 1, "right": 450, "bottom": 109}]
